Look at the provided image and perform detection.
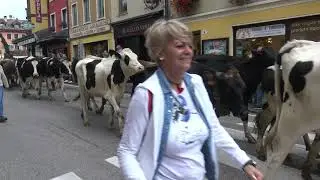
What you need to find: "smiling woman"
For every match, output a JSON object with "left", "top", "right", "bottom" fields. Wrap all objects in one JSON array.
[{"left": 118, "top": 19, "right": 264, "bottom": 180}]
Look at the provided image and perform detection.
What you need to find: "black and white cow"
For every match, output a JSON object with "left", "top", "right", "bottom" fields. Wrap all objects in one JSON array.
[
  {"left": 37, "top": 57, "right": 72, "bottom": 101},
  {"left": 16, "top": 56, "right": 41, "bottom": 98},
  {"left": 16, "top": 56, "right": 72, "bottom": 100},
  {"left": 74, "top": 48, "right": 144, "bottom": 135},
  {"left": 262, "top": 40, "right": 320, "bottom": 180}
]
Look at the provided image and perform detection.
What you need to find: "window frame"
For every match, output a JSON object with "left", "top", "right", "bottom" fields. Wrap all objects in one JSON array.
[
  {"left": 71, "top": 2, "right": 78, "bottom": 27},
  {"left": 96, "top": 0, "right": 105, "bottom": 20},
  {"left": 50, "top": 12, "right": 56, "bottom": 32},
  {"left": 119, "top": 0, "right": 127, "bottom": 15},
  {"left": 83, "top": 0, "right": 91, "bottom": 24},
  {"left": 61, "top": 7, "right": 68, "bottom": 30}
]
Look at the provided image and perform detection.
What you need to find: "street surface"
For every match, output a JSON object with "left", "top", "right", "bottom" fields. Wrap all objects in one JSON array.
[{"left": 0, "top": 84, "right": 319, "bottom": 180}]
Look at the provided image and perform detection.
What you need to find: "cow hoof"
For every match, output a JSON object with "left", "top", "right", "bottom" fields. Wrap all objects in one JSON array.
[
  {"left": 22, "top": 94, "right": 27, "bottom": 98},
  {"left": 81, "top": 112, "right": 84, "bottom": 119},
  {"left": 64, "top": 99, "right": 70, "bottom": 102},
  {"left": 83, "top": 121, "right": 90, "bottom": 127}
]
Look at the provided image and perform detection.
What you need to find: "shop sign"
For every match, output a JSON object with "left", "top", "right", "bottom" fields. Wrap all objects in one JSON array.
[
  {"left": 236, "top": 24, "right": 285, "bottom": 39},
  {"left": 17, "top": 37, "right": 36, "bottom": 46},
  {"left": 35, "top": 0, "right": 42, "bottom": 23},
  {"left": 291, "top": 19, "right": 320, "bottom": 35},
  {"left": 70, "top": 19, "right": 111, "bottom": 39}
]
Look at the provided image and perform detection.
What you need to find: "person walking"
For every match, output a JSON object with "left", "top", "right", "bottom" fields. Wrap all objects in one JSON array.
[
  {"left": 0, "top": 64, "right": 9, "bottom": 122},
  {"left": 118, "top": 19, "right": 263, "bottom": 180}
]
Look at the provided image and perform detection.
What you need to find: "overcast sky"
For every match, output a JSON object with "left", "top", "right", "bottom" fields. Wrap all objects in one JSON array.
[{"left": 0, "top": 0, "right": 27, "bottom": 20}]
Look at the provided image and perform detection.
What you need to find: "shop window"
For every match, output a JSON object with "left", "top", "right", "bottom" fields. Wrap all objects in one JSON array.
[
  {"left": 119, "top": 0, "right": 127, "bottom": 15},
  {"left": 61, "top": 8, "right": 68, "bottom": 29},
  {"left": 193, "top": 31, "right": 201, "bottom": 55},
  {"left": 97, "top": 0, "right": 105, "bottom": 19},
  {"left": 14, "top": 34, "right": 18, "bottom": 39},
  {"left": 72, "top": 3, "right": 78, "bottom": 26},
  {"left": 202, "top": 38, "right": 229, "bottom": 55},
  {"left": 83, "top": 0, "right": 91, "bottom": 23},
  {"left": 235, "top": 24, "right": 286, "bottom": 57}
]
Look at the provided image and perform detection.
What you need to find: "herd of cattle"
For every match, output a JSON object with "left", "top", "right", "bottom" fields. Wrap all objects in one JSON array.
[{"left": 0, "top": 40, "right": 319, "bottom": 179}]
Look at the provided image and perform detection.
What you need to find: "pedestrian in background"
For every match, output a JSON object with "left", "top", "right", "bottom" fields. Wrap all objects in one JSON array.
[
  {"left": 117, "top": 19, "right": 263, "bottom": 180},
  {"left": 0, "top": 64, "right": 9, "bottom": 122}
]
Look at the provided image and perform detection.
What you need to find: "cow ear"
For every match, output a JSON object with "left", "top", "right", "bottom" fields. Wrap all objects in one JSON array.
[
  {"left": 109, "top": 50, "right": 121, "bottom": 59},
  {"left": 124, "top": 55, "right": 130, "bottom": 65}
]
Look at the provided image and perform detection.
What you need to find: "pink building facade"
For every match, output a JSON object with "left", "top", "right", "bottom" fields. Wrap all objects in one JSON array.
[{"left": 0, "top": 16, "right": 31, "bottom": 58}]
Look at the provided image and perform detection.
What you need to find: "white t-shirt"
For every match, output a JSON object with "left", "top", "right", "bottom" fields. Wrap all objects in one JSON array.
[{"left": 155, "top": 83, "right": 209, "bottom": 180}]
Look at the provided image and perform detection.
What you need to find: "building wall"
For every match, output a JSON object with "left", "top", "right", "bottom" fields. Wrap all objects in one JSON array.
[
  {"left": 68, "top": 0, "right": 113, "bottom": 59},
  {"left": 49, "top": 0, "right": 68, "bottom": 32},
  {"left": 111, "top": 0, "right": 163, "bottom": 23},
  {"left": 29, "top": 0, "right": 49, "bottom": 32},
  {"left": 171, "top": 0, "right": 266, "bottom": 18},
  {"left": 178, "top": 0, "right": 320, "bottom": 55}
]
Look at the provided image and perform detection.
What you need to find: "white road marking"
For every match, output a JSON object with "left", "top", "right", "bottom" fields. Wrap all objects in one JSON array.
[
  {"left": 105, "top": 156, "right": 120, "bottom": 168},
  {"left": 50, "top": 172, "right": 82, "bottom": 180}
]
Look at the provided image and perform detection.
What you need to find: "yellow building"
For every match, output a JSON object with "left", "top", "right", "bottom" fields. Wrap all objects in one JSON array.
[
  {"left": 68, "top": 0, "right": 113, "bottom": 59},
  {"left": 175, "top": 0, "right": 320, "bottom": 56},
  {"left": 28, "top": 0, "right": 49, "bottom": 33}
]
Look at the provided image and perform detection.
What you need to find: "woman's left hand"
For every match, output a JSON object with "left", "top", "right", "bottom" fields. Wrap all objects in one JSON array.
[{"left": 243, "top": 164, "right": 264, "bottom": 180}]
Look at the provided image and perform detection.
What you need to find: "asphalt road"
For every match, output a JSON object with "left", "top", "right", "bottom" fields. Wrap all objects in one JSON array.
[{"left": 0, "top": 85, "right": 318, "bottom": 180}]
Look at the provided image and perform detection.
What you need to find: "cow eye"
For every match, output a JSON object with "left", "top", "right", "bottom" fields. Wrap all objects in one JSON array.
[{"left": 124, "top": 55, "right": 130, "bottom": 65}]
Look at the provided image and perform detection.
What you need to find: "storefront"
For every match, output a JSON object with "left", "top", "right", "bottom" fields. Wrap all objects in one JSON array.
[
  {"left": 69, "top": 19, "right": 112, "bottom": 59},
  {"left": 13, "top": 34, "right": 36, "bottom": 56},
  {"left": 233, "top": 15, "right": 320, "bottom": 57},
  {"left": 181, "top": 0, "right": 320, "bottom": 56},
  {"left": 35, "top": 28, "right": 69, "bottom": 57},
  {"left": 112, "top": 10, "right": 163, "bottom": 61}
]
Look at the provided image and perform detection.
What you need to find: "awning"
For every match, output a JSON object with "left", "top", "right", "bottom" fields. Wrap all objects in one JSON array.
[
  {"left": 36, "top": 28, "right": 69, "bottom": 43},
  {"left": 12, "top": 33, "right": 36, "bottom": 46}
]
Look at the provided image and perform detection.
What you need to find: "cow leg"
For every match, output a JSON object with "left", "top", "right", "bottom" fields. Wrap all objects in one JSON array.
[
  {"left": 104, "top": 93, "right": 124, "bottom": 136},
  {"left": 96, "top": 97, "right": 106, "bottom": 115},
  {"left": 59, "top": 77, "right": 69, "bottom": 102},
  {"left": 46, "top": 78, "right": 55, "bottom": 101},
  {"left": 255, "top": 107, "right": 275, "bottom": 161},
  {"left": 36, "top": 77, "right": 43, "bottom": 100},
  {"left": 22, "top": 78, "right": 32, "bottom": 98},
  {"left": 79, "top": 86, "right": 90, "bottom": 126},
  {"left": 302, "top": 132, "right": 320, "bottom": 180}
]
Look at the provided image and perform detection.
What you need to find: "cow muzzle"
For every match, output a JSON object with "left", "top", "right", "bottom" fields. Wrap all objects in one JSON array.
[{"left": 33, "top": 73, "right": 39, "bottom": 77}]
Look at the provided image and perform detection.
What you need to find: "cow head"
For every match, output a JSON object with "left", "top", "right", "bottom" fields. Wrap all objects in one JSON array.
[
  {"left": 48, "top": 58, "right": 72, "bottom": 78},
  {"left": 215, "top": 66, "right": 248, "bottom": 119},
  {"left": 25, "top": 56, "right": 39, "bottom": 77},
  {"left": 109, "top": 48, "right": 144, "bottom": 75},
  {"left": 251, "top": 46, "right": 276, "bottom": 67}
]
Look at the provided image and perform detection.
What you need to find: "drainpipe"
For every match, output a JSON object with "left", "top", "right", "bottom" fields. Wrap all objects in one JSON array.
[{"left": 164, "top": 0, "right": 170, "bottom": 20}]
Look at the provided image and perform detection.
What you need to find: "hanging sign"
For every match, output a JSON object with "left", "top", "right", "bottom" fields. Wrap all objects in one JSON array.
[{"left": 236, "top": 24, "right": 286, "bottom": 39}]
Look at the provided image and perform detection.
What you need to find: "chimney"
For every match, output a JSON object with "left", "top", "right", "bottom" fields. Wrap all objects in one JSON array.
[{"left": 4, "top": 16, "right": 7, "bottom": 22}]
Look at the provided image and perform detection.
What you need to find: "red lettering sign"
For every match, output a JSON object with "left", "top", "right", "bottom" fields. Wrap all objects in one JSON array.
[{"left": 35, "top": 0, "right": 42, "bottom": 22}]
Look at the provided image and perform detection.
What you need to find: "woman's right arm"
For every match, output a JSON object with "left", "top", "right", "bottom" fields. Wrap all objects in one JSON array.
[{"left": 117, "top": 87, "right": 149, "bottom": 180}]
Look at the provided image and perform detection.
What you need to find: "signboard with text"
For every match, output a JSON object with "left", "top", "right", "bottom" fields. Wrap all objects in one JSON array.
[
  {"left": 290, "top": 19, "right": 320, "bottom": 41},
  {"left": 70, "top": 19, "right": 111, "bottom": 39},
  {"left": 236, "top": 24, "right": 286, "bottom": 39},
  {"left": 35, "top": 0, "right": 42, "bottom": 23}
]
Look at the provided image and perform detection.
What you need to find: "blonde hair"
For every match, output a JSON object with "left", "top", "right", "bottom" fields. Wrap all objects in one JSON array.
[{"left": 144, "top": 19, "right": 193, "bottom": 63}]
